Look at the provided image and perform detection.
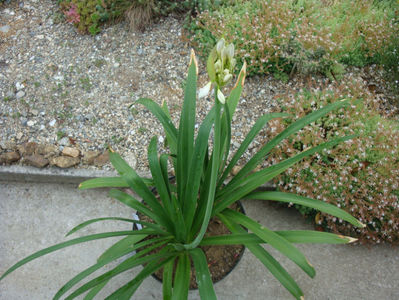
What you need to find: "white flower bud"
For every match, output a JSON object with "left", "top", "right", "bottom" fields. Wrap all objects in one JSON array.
[
  {"left": 214, "top": 59, "right": 222, "bottom": 72},
  {"left": 217, "top": 89, "right": 226, "bottom": 104},
  {"left": 198, "top": 81, "right": 212, "bottom": 99},
  {"left": 226, "top": 43, "right": 234, "bottom": 59},
  {"left": 223, "top": 73, "right": 233, "bottom": 83},
  {"left": 216, "top": 38, "right": 225, "bottom": 55}
]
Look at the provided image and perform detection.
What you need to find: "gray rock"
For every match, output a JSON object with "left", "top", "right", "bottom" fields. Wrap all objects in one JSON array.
[
  {"left": 27, "top": 120, "right": 36, "bottom": 127},
  {"left": 82, "top": 150, "right": 100, "bottom": 165},
  {"left": 94, "top": 152, "right": 109, "bottom": 167},
  {"left": 16, "top": 91, "right": 25, "bottom": 99},
  {"left": 50, "top": 156, "right": 80, "bottom": 168},
  {"left": 58, "top": 137, "right": 70, "bottom": 146},
  {"left": 17, "top": 142, "right": 38, "bottom": 156},
  {"left": 0, "top": 151, "right": 21, "bottom": 164},
  {"left": 31, "top": 109, "right": 39, "bottom": 116},
  {"left": 15, "top": 82, "right": 25, "bottom": 91},
  {"left": 62, "top": 147, "right": 80, "bottom": 158},
  {"left": 24, "top": 154, "right": 49, "bottom": 168},
  {"left": 0, "top": 25, "right": 10, "bottom": 34}
]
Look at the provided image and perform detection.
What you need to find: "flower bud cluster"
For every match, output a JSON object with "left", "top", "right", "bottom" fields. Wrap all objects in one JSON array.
[{"left": 213, "top": 38, "right": 236, "bottom": 87}]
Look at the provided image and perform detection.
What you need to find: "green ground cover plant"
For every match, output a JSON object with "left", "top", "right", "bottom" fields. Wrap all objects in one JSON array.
[
  {"left": 264, "top": 82, "right": 399, "bottom": 244},
  {"left": 188, "top": 0, "right": 399, "bottom": 79}
]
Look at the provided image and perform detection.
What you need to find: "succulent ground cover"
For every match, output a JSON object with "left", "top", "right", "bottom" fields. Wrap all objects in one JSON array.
[{"left": 263, "top": 81, "right": 399, "bottom": 244}]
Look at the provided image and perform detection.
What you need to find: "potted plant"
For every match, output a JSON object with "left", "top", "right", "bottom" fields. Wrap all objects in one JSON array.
[{"left": 0, "top": 39, "right": 364, "bottom": 299}]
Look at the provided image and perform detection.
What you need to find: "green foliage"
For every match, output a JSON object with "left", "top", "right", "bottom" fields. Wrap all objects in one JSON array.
[
  {"left": 188, "top": 0, "right": 399, "bottom": 79},
  {"left": 266, "top": 82, "right": 399, "bottom": 244},
  {"left": 58, "top": 0, "right": 132, "bottom": 34}
]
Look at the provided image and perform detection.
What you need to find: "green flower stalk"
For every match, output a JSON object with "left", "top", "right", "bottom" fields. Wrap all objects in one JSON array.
[{"left": 0, "top": 39, "right": 364, "bottom": 300}]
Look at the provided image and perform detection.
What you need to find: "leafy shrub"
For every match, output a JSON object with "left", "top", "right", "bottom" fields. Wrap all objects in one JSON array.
[
  {"left": 263, "top": 82, "right": 399, "bottom": 244},
  {"left": 188, "top": 0, "right": 399, "bottom": 78},
  {"left": 58, "top": 0, "right": 132, "bottom": 34}
]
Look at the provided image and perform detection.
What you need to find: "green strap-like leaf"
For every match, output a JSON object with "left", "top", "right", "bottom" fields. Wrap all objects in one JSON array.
[
  {"left": 200, "top": 231, "right": 355, "bottom": 245},
  {"left": 183, "top": 106, "right": 215, "bottom": 231},
  {"left": 222, "top": 209, "right": 316, "bottom": 278},
  {"left": 54, "top": 237, "right": 169, "bottom": 300},
  {"left": 109, "top": 151, "right": 173, "bottom": 232},
  {"left": 184, "top": 98, "right": 222, "bottom": 249},
  {"left": 136, "top": 97, "right": 178, "bottom": 154},
  {"left": 163, "top": 260, "right": 174, "bottom": 300},
  {"left": 171, "top": 253, "right": 190, "bottom": 300},
  {"left": 247, "top": 191, "right": 365, "bottom": 228},
  {"left": 0, "top": 230, "right": 155, "bottom": 282},
  {"left": 148, "top": 137, "right": 177, "bottom": 232},
  {"left": 218, "top": 213, "right": 304, "bottom": 300},
  {"left": 218, "top": 112, "right": 289, "bottom": 188},
  {"left": 177, "top": 57, "right": 197, "bottom": 205},
  {"left": 83, "top": 280, "right": 110, "bottom": 300},
  {"left": 65, "top": 249, "right": 176, "bottom": 300},
  {"left": 78, "top": 177, "right": 129, "bottom": 189},
  {"left": 222, "top": 100, "right": 350, "bottom": 193},
  {"left": 215, "top": 135, "right": 356, "bottom": 214},
  {"left": 190, "top": 248, "right": 217, "bottom": 300},
  {"left": 66, "top": 217, "right": 136, "bottom": 236}
]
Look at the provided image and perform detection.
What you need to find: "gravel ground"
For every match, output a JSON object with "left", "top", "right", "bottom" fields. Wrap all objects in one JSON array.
[{"left": 1, "top": 1, "right": 397, "bottom": 172}]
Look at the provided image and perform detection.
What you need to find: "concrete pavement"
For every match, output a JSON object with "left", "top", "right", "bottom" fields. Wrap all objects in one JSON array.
[{"left": 0, "top": 167, "right": 398, "bottom": 299}]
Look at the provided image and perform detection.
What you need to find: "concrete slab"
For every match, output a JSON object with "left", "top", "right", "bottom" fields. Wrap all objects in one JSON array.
[{"left": 1, "top": 181, "right": 398, "bottom": 299}]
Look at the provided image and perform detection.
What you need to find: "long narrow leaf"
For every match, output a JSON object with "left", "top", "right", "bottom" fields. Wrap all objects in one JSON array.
[
  {"left": 184, "top": 98, "right": 222, "bottom": 249},
  {"left": 200, "top": 231, "right": 356, "bottom": 245},
  {"left": 215, "top": 135, "right": 356, "bottom": 214},
  {"left": 177, "top": 52, "right": 198, "bottom": 205},
  {"left": 64, "top": 249, "right": 176, "bottom": 300},
  {"left": 0, "top": 230, "right": 155, "bottom": 281},
  {"left": 109, "top": 151, "right": 173, "bottom": 232},
  {"left": 190, "top": 248, "right": 217, "bottom": 300},
  {"left": 247, "top": 191, "right": 365, "bottom": 228},
  {"left": 83, "top": 280, "right": 110, "bottom": 300},
  {"left": 136, "top": 98, "right": 178, "bottom": 154},
  {"left": 218, "top": 113, "right": 289, "bottom": 188},
  {"left": 54, "top": 238, "right": 170, "bottom": 300},
  {"left": 171, "top": 253, "right": 190, "bottom": 300},
  {"left": 66, "top": 217, "right": 136, "bottom": 236},
  {"left": 79, "top": 177, "right": 129, "bottom": 189},
  {"left": 222, "top": 209, "right": 316, "bottom": 278},
  {"left": 183, "top": 106, "right": 215, "bottom": 230},
  {"left": 221, "top": 100, "right": 350, "bottom": 193},
  {"left": 218, "top": 213, "right": 304, "bottom": 300},
  {"left": 163, "top": 260, "right": 174, "bottom": 300}
]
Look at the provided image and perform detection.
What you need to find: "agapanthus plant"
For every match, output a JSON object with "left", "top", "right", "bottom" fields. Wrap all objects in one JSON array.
[{"left": 0, "top": 39, "right": 364, "bottom": 299}]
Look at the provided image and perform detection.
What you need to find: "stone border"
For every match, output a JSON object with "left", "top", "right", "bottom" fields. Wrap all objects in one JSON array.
[{"left": 0, "top": 165, "right": 118, "bottom": 184}]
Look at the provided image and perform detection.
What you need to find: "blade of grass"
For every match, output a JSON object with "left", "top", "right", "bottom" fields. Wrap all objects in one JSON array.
[
  {"left": 66, "top": 217, "right": 136, "bottom": 236},
  {"left": 83, "top": 280, "right": 110, "bottom": 300}
]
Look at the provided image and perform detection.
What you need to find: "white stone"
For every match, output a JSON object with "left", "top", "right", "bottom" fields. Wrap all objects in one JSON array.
[
  {"left": 27, "top": 120, "right": 36, "bottom": 127},
  {"left": 16, "top": 91, "right": 25, "bottom": 99},
  {"left": 49, "top": 119, "right": 56, "bottom": 127},
  {"left": 16, "top": 82, "right": 25, "bottom": 91}
]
